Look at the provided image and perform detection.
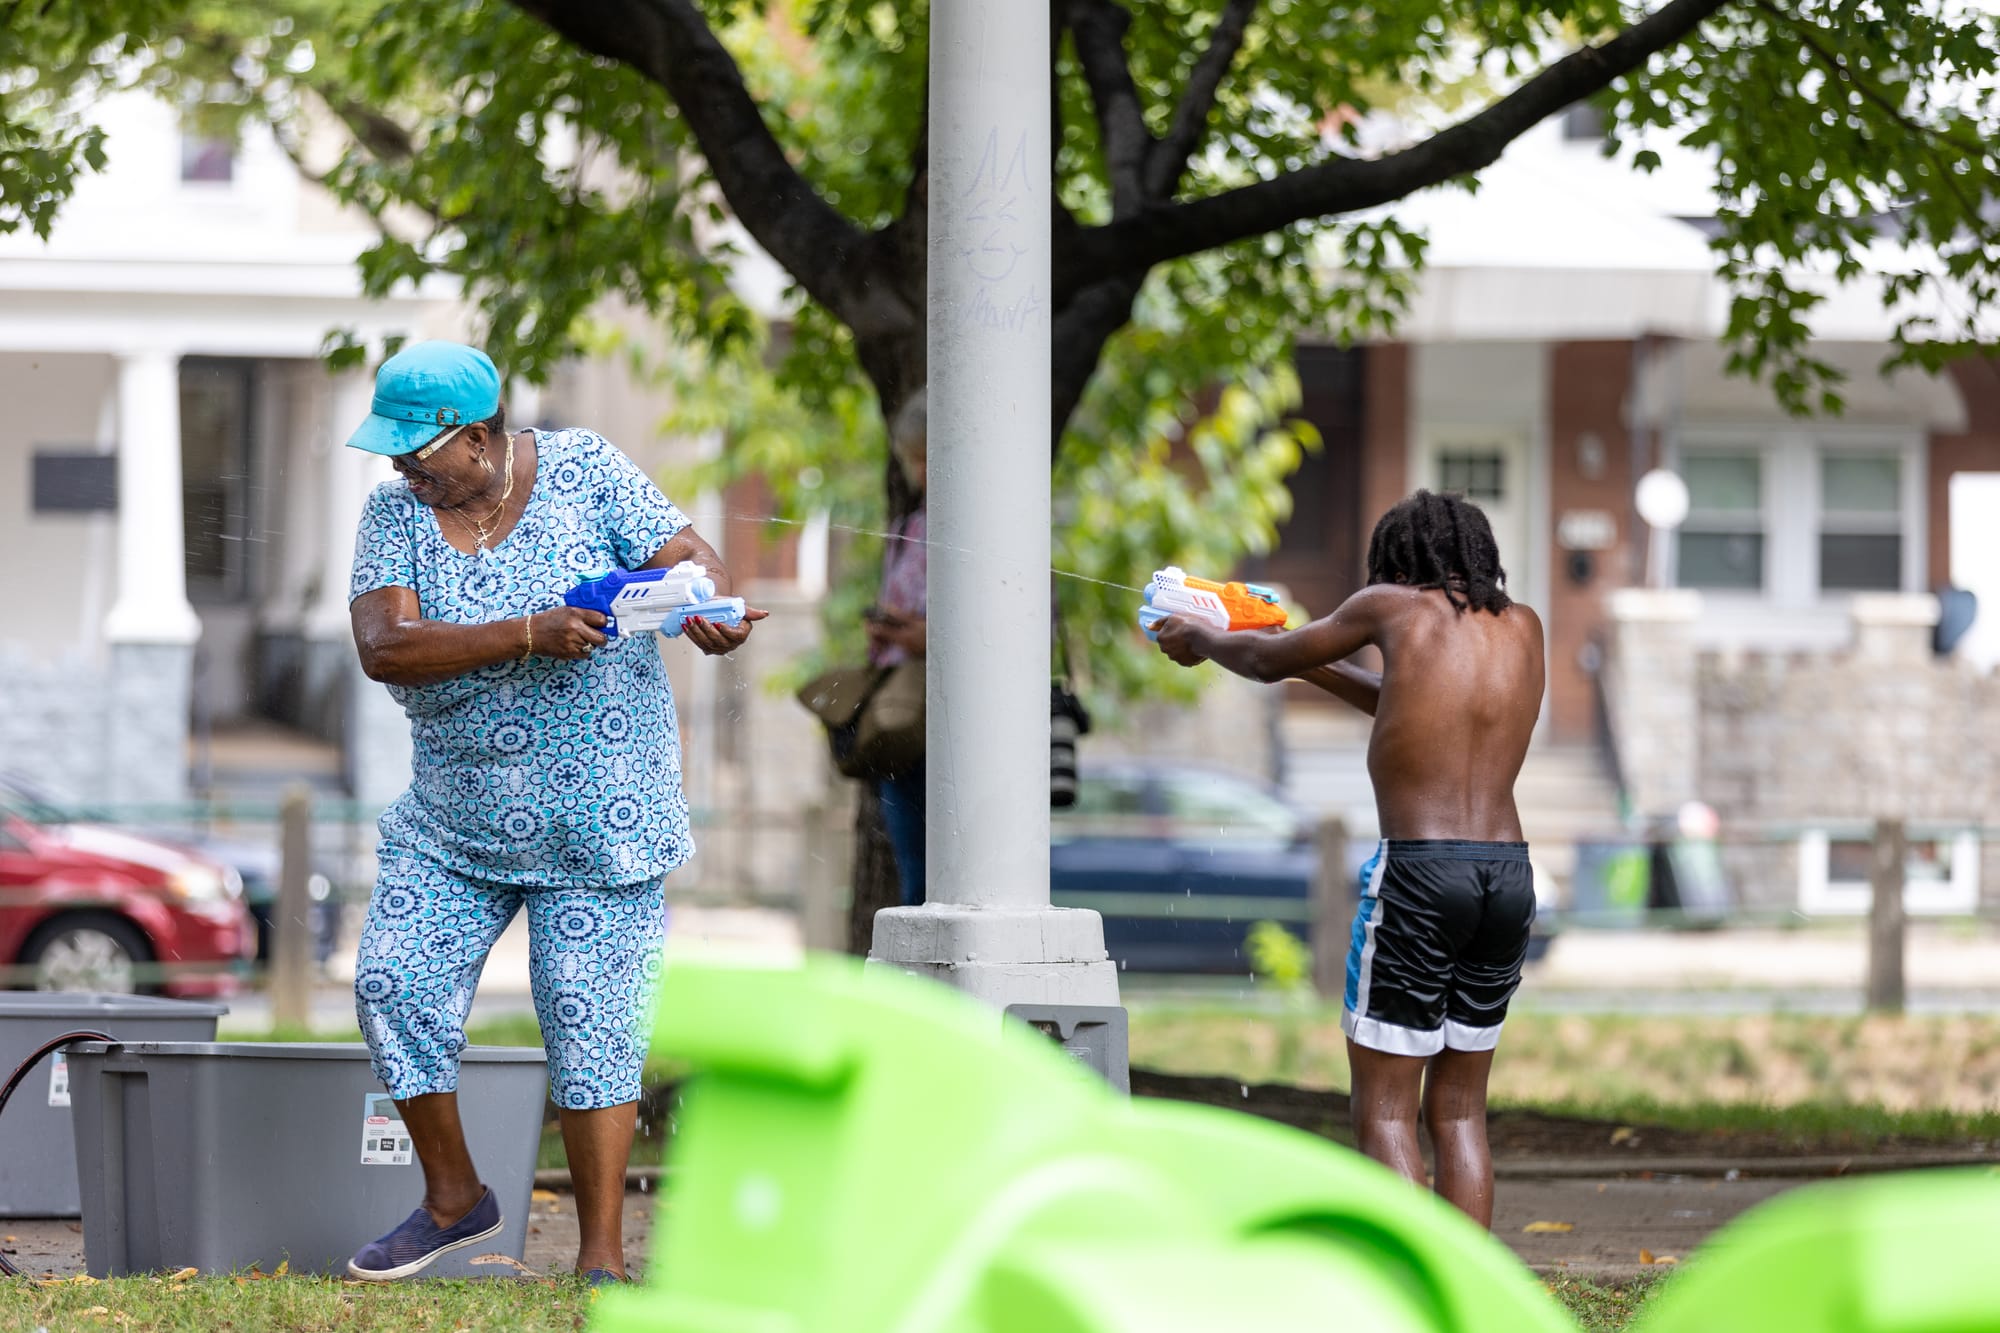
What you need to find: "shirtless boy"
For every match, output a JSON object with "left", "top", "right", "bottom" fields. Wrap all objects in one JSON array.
[{"left": 1153, "top": 489, "right": 1545, "bottom": 1227}]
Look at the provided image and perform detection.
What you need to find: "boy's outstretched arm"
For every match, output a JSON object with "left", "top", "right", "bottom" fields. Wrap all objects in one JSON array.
[
  {"left": 1297, "top": 662, "right": 1382, "bottom": 716},
  {"left": 1155, "top": 587, "right": 1387, "bottom": 684}
]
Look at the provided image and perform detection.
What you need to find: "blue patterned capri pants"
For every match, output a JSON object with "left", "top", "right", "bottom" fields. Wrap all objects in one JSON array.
[{"left": 353, "top": 849, "right": 668, "bottom": 1111}]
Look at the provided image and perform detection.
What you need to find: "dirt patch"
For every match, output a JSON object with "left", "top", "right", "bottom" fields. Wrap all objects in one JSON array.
[{"left": 579, "top": 1065, "right": 1996, "bottom": 1167}]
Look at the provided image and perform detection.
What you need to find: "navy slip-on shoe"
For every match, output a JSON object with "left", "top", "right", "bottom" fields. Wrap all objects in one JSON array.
[
  {"left": 583, "top": 1267, "right": 627, "bottom": 1287},
  {"left": 347, "top": 1186, "right": 504, "bottom": 1281}
]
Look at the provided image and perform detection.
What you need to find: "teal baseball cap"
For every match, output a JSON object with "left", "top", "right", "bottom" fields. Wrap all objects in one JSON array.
[{"left": 344, "top": 340, "right": 503, "bottom": 457}]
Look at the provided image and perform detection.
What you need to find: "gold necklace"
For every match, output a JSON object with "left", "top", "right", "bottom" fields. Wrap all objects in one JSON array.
[{"left": 447, "top": 433, "right": 516, "bottom": 552}]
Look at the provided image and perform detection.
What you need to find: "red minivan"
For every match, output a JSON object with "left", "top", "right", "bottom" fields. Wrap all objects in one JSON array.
[{"left": 0, "top": 781, "right": 255, "bottom": 996}]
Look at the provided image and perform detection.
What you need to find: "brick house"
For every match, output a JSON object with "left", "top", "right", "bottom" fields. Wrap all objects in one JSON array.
[{"left": 1258, "top": 118, "right": 2000, "bottom": 910}]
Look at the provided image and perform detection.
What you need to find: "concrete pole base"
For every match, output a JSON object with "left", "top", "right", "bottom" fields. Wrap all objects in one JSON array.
[{"left": 867, "top": 905, "right": 1122, "bottom": 1008}]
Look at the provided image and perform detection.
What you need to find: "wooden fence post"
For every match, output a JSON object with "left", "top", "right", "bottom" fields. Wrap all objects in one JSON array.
[
  {"left": 271, "top": 784, "right": 315, "bottom": 1030},
  {"left": 1866, "top": 817, "right": 1907, "bottom": 1014},
  {"left": 800, "top": 799, "right": 850, "bottom": 954},
  {"left": 1310, "top": 816, "right": 1350, "bottom": 1001}
]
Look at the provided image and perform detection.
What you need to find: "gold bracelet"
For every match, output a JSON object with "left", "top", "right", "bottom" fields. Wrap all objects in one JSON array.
[{"left": 521, "top": 614, "right": 534, "bottom": 663}]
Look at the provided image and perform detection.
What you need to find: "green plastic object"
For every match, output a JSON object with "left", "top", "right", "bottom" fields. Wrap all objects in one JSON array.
[
  {"left": 1632, "top": 1168, "right": 2000, "bottom": 1333},
  {"left": 593, "top": 957, "right": 1571, "bottom": 1333}
]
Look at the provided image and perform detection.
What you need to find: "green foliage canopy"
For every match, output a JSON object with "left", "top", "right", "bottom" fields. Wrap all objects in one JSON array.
[{"left": 6, "top": 0, "right": 1999, "bottom": 704}]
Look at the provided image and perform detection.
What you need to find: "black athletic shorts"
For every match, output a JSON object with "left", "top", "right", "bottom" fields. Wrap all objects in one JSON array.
[{"left": 1341, "top": 840, "right": 1536, "bottom": 1056}]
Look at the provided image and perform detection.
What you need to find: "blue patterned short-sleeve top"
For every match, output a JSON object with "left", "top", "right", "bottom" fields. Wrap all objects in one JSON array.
[{"left": 349, "top": 427, "right": 693, "bottom": 888}]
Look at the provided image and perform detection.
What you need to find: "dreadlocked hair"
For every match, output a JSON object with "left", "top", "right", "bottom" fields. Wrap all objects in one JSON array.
[{"left": 1365, "top": 489, "right": 1512, "bottom": 615}]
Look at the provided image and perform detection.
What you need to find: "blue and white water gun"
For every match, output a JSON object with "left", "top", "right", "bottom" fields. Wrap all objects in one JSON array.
[{"left": 563, "top": 561, "right": 746, "bottom": 639}]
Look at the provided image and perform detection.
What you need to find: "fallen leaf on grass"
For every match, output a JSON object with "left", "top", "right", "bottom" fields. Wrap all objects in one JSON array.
[
  {"left": 1522, "top": 1221, "right": 1575, "bottom": 1234},
  {"left": 1639, "top": 1250, "right": 1679, "bottom": 1266},
  {"left": 167, "top": 1267, "right": 199, "bottom": 1282},
  {"left": 38, "top": 1274, "right": 98, "bottom": 1287},
  {"left": 1609, "top": 1127, "right": 1638, "bottom": 1146},
  {"left": 469, "top": 1253, "right": 541, "bottom": 1277},
  {"left": 274, "top": 1260, "right": 289, "bottom": 1277}
]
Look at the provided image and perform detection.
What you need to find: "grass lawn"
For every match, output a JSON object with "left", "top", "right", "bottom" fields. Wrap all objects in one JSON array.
[
  {"left": 236, "top": 1006, "right": 2000, "bottom": 1166},
  {"left": 0, "top": 1273, "right": 1661, "bottom": 1332},
  {"left": 0, "top": 1274, "right": 598, "bottom": 1332},
  {"left": 1545, "top": 1276, "right": 1668, "bottom": 1332},
  {"left": 1125, "top": 1004, "right": 2000, "bottom": 1145}
]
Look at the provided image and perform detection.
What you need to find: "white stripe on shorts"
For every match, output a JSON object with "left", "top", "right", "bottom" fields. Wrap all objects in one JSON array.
[
  {"left": 1443, "top": 1018, "right": 1504, "bottom": 1052},
  {"left": 1342, "top": 1008, "right": 1445, "bottom": 1057}
]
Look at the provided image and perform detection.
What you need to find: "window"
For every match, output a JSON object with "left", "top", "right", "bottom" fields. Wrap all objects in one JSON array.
[
  {"left": 1669, "top": 432, "right": 1920, "bottom": 603},
  {"left": 1798, "top": 829, "right": 1979, "bottom": 915},
  {"left": 1067, "top": 775, "right": 1149, "bottom": 819},
  {"left": 1158, "top": 773, "right": 1299, "bottom": 843},
  {"left": 1819, "top": 453, "right": 1902, "bottom": 592},
  {"left": 1052, "top": 772, "right": 1153, "bottom": 844},
  {"left": 1437, "top": 450, "right": 1505, "bottom": 502},
  {"left": 1676, "top": 450, "right": 1765, "bottom": 591},
  {"left": 180, "top": 134, "right": 234, "bottom": 183},
  {"left": 1562, "top": 103, "right": 1606, "bottom": 140}
]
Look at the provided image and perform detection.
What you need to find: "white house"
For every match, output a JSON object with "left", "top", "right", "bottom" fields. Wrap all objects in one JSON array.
[{"left": 0, "top": 94, "right": 835, "bottom": 864}]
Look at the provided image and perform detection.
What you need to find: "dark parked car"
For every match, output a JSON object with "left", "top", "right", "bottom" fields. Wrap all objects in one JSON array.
[
  {"left": 0, "top": 776, "right": 255, "bottom": 995},
  {"left": 1050, "top": 762, "right": 1554, "bottom": 975},
  {"left": 1051, "top": 763, "right": 1328, "bottom": 975}
]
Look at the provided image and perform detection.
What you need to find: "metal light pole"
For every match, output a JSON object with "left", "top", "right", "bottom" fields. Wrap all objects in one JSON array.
[{"left": 868, "top": 0, "right": 1121, "bottom": 1016}]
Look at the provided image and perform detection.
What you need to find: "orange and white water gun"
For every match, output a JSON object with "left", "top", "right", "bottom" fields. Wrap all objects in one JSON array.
[{"left": 1138, "top": 566, "right": 1288, "bottom": 640}]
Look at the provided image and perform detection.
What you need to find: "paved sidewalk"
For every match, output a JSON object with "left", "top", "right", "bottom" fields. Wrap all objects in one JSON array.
[{"left": 1531, "top": 923, "right": 2000, "bottom": 993}]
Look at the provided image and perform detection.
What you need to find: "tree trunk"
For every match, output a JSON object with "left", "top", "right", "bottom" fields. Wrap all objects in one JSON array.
[{"left": 846, "top": 778, "right": 901, "bottom": 955}]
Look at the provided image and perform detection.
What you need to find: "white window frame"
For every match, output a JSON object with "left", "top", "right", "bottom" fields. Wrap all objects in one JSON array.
[
  {"left": 1797, "top": 828, "right": 1981, "bottom": 916},
  {"left": 1666, "top": 425, "right": 1926, "bottom": 610}
]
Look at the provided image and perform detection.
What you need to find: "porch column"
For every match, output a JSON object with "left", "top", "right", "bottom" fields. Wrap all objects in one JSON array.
[
  {"left": 102, "top": 349, "right": 199, "bottom": 805},
  {"left": 307, "top": 370, "right": 411, "bottom": 807},
  {"left": 103, "top": 349, "right": 200, "bottom": 646}
]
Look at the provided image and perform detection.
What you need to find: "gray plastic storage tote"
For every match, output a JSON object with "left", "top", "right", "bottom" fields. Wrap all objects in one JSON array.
[
  {"left": 0, "top": 993, "right": 227, "bottom": 1217},
  {"left": 66, "top": 1041, "right": 548, "bottom": 1277}
]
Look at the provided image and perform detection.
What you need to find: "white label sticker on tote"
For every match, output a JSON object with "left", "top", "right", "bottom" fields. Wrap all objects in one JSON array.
[
  {"left": 48, "top": 1054, "right": 69, "bottom": 1108},
  {"left": 360, "top": 1092, "right": 412, "bottom": 1165}
]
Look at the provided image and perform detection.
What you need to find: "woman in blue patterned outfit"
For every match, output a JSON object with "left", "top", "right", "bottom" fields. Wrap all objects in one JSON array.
[{"left": 338, "top": 341, "right": 764, "bottom": 1283}]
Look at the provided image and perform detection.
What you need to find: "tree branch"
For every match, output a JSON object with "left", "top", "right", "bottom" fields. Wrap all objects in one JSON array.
[
  {"left": 1051, "top": 272, "right": 1146, "bottom": 444},
  {"left": 1145, "top": 0, "right": 1255, "bottom": 199},
  {"left": 323, "top": 94, "right": 419, "bottom": 166},
  {"left": 1065, "top": 0, "right": 1153, "bottom": 215},
  {"left": 1056, "top": 0, "right": 1734, "bottom": 292},
  {"left": 505, "top": 0, "right": 875, "bottom": 326}
]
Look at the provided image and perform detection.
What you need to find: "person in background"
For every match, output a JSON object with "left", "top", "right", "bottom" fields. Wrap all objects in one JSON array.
[
  {"left": 340, "top": 340, "right": 765, "bottom": 1283},
  {"left": 866, "top": 390, "right": 929, "bottom": 906}
]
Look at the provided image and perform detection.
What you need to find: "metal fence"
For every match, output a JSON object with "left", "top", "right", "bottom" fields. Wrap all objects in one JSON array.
[
  {"left": 0, "top": 791, "right": 852, "bottom": 1003},
  {"left": 6, "top": 789, "right": 1995, "bottom": 1014}
]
